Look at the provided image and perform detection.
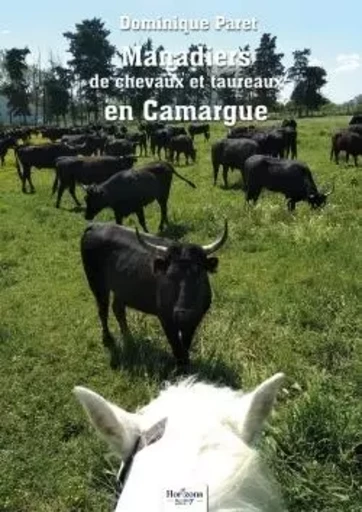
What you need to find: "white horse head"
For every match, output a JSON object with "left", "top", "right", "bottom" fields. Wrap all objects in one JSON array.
[{"left": 74, "top": 373, "right": 286, "bottom": 512}]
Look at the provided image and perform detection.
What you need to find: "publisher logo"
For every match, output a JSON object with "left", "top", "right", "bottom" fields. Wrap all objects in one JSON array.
[{"left": 163, "top": 485, "right": 208, "bottom": 511}]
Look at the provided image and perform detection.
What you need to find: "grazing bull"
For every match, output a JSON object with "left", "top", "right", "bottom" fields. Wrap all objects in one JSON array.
[
  {"left": 62, "top": 134, "right": 107, "bottom": 155},
  {"left": 14, "top": 143, "right": 78, "bottom": 193},
  {"left": 188, "top": 123, "right": 210, "bottom": 142},
  {"left": 140, "top": 121, "right": 166, "bottom": 141},
  {"left": 228, "top": 126, "right": 297, "bottom": 160},
  {"left": 331, "top": 131, "right": 362, "bottom": 166},
  {"left": 227, "top": 125, "right": 255, "bottom": 139},
  {"left": 53, "top": 155, "right": 137, "bottom": 208},
  {"left": 126, "top": 131, "right": 148, "bottom": 157},
  {"left": 42, "top": 127, "right": 68, "bottom": 142},
  {"left": 166, "top": 125, "right": 187, "bottom": 137},
  {"left": 150, "top": 129, "right": 170, "bottom": 159},
  {"left": 80, "top": 221, "right": 228, "bottom": 367},
  {"left": 168, "top": 135, "right": 197, "bottom": 165},
  {"left": 83, "top": 161, "right": 196, "bottom": 232},
  {"left": 243, "top": 155, "right": 333, "bottom": 211},
  {"left": 61, "top": 134, "right": 88, "bottom": 146},
  {"left": 105, "top": 139, "right": 137, "bottom": 157},
  {"left": 212, "top": 138, "right": 260, "bottom": 188}
]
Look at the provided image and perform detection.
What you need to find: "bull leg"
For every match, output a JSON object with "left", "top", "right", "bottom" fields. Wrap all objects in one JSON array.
[
  {"left": 213, "top": 164, "right": 219, "bottom": 186},
  {"left": 287, "top": 199, "right": 296, "bottom": 212},
  {"left": 56, "top": 183, "right": 67, "bottom": 208},
  {"left": 114, "top": 211, "right": 124, "bottom": 225},
  {"left": 180, "top": 323, "right": 198, "bottom": 352},
  {"left": 354, "top": 155, "right": 358, "bottom": 167},
  {"left": 185, "top": 154, "right": 189, "bottom": 166},
  {"left": 158, "top": 200, "right": 169, "bottom": 232},
  {"left": 222, "top": 166, "right": 229, "bottom": 188},
  {"left": 160, "top": 320, "right": 189, "bottom": 367},
  {"left": 23, "top": 166, "right": 35, "bottom": 193},
  {"left": 94, "top": 287, "right": 119, "bottom": 368},
  {"left": 27, "top": 168, "right": 35, "bottom": 194},
  {"left": 69, "top": 182, "right": 81, "bottom": 207},
  {"left": 111, "top": 297, "right": 133, "bottom": 367},
  {"left": 21, "top": 165, "right": 28, "bottom": 193},
  {"left": 94, "top": 289, "right": 114, "bottom": 347},
  {"left": 136, "top": 208, "right": 148, "bottom": 232},
  {"left": 112, "top": 298, "right": 131, "bottom": 338},
  {"left": 246, "top": 186, "right": 261, "bottom": 204}
]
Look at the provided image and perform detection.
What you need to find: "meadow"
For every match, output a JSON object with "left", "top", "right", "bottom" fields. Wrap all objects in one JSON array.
[{"left": 0, "top": 116, "right": 361, "bottom": 511}]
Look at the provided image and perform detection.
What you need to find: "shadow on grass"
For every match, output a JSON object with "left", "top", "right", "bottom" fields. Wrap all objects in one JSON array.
[
  {"left": 110, "top": 334, "right": 240, "bottom": 388},
  {"left": 160, "top": 222, "right": 190, "bottom": 241},
  {"left": 70, "top": 205, "right": 85, "bottom": 213},
  {"left": 228, "top": 180, "right": 245, "bottom": 191}
]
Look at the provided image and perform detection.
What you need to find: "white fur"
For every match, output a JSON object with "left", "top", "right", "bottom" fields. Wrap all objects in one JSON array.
[{"left": 74, "top": 373, "right": 286, "bottom": 512}]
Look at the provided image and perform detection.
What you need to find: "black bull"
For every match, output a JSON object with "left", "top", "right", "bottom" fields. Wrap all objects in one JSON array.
[
  {"left": 84, "top": 161, "right": 196, "bottom": 232},
  {"left": 15, "top": 143, "right": 78, "bottom": 193},
  {"left": 243, "top": 155, "right": 334, "bottom": 211},
  {"left": 80, "top": 221, "right": 228, "bottom": 368},
  {"left": 52, "top": 155, "right": 137, "bottom": 208}
]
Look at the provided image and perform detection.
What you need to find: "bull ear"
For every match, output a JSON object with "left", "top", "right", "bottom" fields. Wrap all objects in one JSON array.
[
  {"left": 153, "top": 257, "right": 168, "bottom": 274},
  {"left": 241, "top": 373, "right": 284, "bottom": 445},
  {"left": 206, "top": 257, "right": 219, "bottom": 273},
  {"left": 73, "top": 386, "right": 140, "bottom": 459}
]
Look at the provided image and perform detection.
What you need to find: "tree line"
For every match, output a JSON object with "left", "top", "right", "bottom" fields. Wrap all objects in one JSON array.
[{"left": 0, "top": 17, "right": 330, "bottom": 125}]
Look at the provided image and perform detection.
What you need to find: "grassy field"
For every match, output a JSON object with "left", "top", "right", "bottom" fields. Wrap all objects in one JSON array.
[{"left": 1, "top": 116, "right": 362, "bottom": 511}]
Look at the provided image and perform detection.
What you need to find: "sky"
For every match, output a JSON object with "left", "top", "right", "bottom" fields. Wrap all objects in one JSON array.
[{"left": 1, "top": 0, "right": 361, "bottom": 104}]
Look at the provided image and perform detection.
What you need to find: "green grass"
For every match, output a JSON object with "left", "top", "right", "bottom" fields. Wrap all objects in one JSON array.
[{"left": 1, "top": 116, "right": 362, "bottom": 511}]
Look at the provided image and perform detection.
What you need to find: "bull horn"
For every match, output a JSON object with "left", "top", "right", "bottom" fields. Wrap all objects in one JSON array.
[
  {"left": 135, "top": 228, "right": 167, "bottom": 253},
  {"left": 80, "top": 184, "right": 89, "bottom": 192},
  {"left": 202, "top": 220, "right": 228, "bottom": 255}
]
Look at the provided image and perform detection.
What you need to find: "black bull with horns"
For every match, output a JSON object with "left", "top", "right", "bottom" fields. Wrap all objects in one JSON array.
[{"left": 81, "top": 221, "right": 228, "bottom": 368}]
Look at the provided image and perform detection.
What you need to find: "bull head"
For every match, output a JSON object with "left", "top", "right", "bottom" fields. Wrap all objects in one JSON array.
[
  {"left": 135, "top": 220, "right": 228, "bottom": 257},
  {"left": 309, "top": 180, "right": 335, "bottom": 208}
]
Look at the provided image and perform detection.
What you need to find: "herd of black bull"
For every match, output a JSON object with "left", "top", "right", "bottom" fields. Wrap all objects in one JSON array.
[{"left": 1, "top": 115, "right": 358, "bottom": 367}]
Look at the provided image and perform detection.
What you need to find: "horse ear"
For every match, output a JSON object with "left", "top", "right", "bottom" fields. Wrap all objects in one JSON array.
[
  {"left": 73, "top": 386, "right": 140, "bottom": 459},
  {"left": 241, "top": 373, "right": 284, "bottom": 445}
]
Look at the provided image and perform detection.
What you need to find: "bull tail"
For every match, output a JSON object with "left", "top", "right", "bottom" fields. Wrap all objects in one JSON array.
[{"left": 170, "top": 165, "right": 196, "bottom": 189}]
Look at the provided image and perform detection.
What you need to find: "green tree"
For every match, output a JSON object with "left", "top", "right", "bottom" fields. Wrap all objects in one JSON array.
[
  {"left": 63, "top": 18, "right": 115, "bottom": 121},
  {"left": 291, "top": 66, "right": 328, "bottom": 115},
  {"left": 43, "top": 65, "right": 71, "bottom": 124},
  {"left": 118, "top": 38, "right": 165, "bottom": 118},
  {"left": 252, "top": 34, "right": 285, "bottom": 109},
  {"left": 2, "top": 48, "right": 31, "bottom": 123},
  {"left": 288, "top": 49, "right": 311, "bottom": 83},
  {"left": 174, "top": 44, "right": 212, "bottom": 108}
]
